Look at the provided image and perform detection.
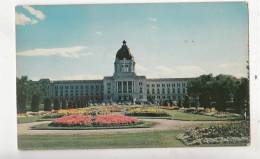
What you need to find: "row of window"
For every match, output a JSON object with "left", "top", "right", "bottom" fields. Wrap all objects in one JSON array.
[
  {"left": 147, "top": 95, "right": 183, "bottom": 100},
  {"left": 147, "top": 88, "right": 186, "bottom": 94},
  {"left": 53, "top": 85, "right": 103, "bottom": 90},
  {"left": 54, "top": 91, "right": 101, "bottom": 97},
  {"left": 147, "top": 82, "right": 186, "bottom": 88}
]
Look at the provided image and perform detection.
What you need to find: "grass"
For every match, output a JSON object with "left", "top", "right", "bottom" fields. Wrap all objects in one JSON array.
[
  {"left": 18, "top": 130, "right": 185, "bottom": 150},
  {"left": 31, "top": 121, "right": 156, "bottom": 130},
  {"left": 17, "top": 115, "right": 43, "bottom": 124},
  {"left": 163, "top": 109, "right": 241, "bottom": 121}
]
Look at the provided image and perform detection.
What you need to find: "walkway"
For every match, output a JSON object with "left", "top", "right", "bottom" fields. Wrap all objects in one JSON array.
[{"left": 17, "top": 119, "right": 231, "bottom": 136}]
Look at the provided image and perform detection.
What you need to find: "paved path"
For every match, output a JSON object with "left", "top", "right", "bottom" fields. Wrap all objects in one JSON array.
[{"left": 17, "top": 119, "right": 231, "bottom": 136}]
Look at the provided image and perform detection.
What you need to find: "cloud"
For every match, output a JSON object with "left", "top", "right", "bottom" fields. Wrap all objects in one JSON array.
[
  {"left": 217, "top": 63, "right": 239, "bottom": 68},
  {"left": 15, "top": 12, "right": 38, "bottom": 25},
  {"left": 216, "top": 62, "right": 247, "bottom": 78},
  {"left": 95, "top": 31, "right": 103, "bottom": 36},
  {"left": 135, "top": 64, "right": 148, "bottom": 72},
  {"left": 17, "top": 46, "right": 90, "bottom": 58},
  {"left": 148, "top": 17, "right": 157, "bottom": 22},
  {"left": 136, "top": 64, "right": 206, "bottom": 78},
  {"left": 23, "top": 6, "right": 45, "bottom": 20},
  {"left": 151, "top": 25, "right": 159, "bottom": 30}
]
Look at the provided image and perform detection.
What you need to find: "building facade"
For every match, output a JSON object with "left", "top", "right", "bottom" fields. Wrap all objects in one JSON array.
[{"left": 42, "top": 41, "right": 193, "bottom": 104}]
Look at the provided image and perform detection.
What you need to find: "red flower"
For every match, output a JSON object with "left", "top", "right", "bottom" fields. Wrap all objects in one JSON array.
[{"left": 52, "top": 114, "right": 139, "bottom": 127}]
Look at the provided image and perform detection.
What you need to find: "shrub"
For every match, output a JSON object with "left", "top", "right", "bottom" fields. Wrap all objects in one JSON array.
[
  {"left": 177, "top": 122, "right": 249, "bottom": 145},
  {"left": 53, "top": 98, "right": 60, "bottom": 110},
  {"left": 125, "top": 107, "right": 170, "bottom": 117},
  {"left": 43, "top": 98, "right": 52, "bottom": 111},
  {"left": 31, "top": 94, "right": 41, "bottom": 112}
]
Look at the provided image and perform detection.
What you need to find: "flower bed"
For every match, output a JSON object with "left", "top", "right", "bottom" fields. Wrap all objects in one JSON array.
[
  {"left": 125, "top": 107, "right": 170, "bottom": 117},
  {"left": 176, "top": 122, "right": 249, "bottom": 145},
  {"left": 42, "top": 113, "right": 64, "bottom": 119},
  {"left": 49, "top": 114, "right": 140, "bottom": 127},
  {"left": 53, "top": 107, "right": 110, "bottom": 116}
]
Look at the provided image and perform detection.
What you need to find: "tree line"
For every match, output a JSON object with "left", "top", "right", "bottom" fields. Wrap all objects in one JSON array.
[
  {"left": 17, "top": 74, "right": 249, "bottom": 116},
  {"left": 185, "top": 74, "right": 249, "bottom": 115},
  {"left": 17, "top": 76, "right": 101, "bottom": 113}
]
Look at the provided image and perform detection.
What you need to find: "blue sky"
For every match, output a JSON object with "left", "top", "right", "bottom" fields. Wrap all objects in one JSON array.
[{"left": 16, "top": 2, "right": 249, "bottom": 80}]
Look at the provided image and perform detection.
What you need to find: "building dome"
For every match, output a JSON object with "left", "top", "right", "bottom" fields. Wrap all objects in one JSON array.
[{"left": 116, "top": 40, "right": 133, "bottom": 60}]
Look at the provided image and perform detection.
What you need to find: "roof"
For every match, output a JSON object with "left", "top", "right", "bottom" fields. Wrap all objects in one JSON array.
[
  {"left": 51, "top": 80, "right": 103, "bottom": 84},
  {"left": 147, "top": 78, "right": 195, "bottom": 82},
  {"left": 116, "top": 40, "right": 133, "bottom": 60}
]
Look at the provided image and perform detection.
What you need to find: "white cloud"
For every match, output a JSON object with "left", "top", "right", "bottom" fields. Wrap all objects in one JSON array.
[
  {"left": 175, "top": 65, "right": 206, "bottom": 77},
  {"left": 135, "top": 64, "right": 148, "bottom": 72},
  {"left": 155, "top": 65, "right": 177, "bottom": 76},
  {"left": 17, "top": 46, "right": 90, "bottom": 58},
  {"left": 148, "top": 17, "right": 157, "bottom": 22},
  {"left": 23, "top": 6, "right": 45, "bottom": 20},
  {"left": 136, "top": 64, "right": 206, "bottom": 78},
  {"left": 216, "top": 62, "right": 247, "bottom": 78},
  {"left": 15, "top": 12, "right": 37, "bottom": 25},
  {"left": 218, "top": 62, "right": 239, "bottom": 68},
  {"left": 95, "top": 31, "right": 103, "bottom": 36},
  {"left": 151, "top": 25, "right": 158, "bottom": 30}
]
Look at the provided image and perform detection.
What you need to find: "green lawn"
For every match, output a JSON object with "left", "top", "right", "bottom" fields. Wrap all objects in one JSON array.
[
  {"left": 163, "top": 109, "right": 239, "bottom": 121},
  {"left": 17, "top": 115, "right": 43, "bottom": 124},
  {"left": 18, "top": 130, "right": 185, "bottom": 150}
]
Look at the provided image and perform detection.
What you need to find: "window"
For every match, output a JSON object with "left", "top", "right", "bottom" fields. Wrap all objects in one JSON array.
[
  {"left": 152, "top": 88, "right": 155, "bottom": 94},
  {"left": 139, "top": 87, "right": 143, "bottom": 93},
  {"left": 139, "top": 82, "right": 143, "bottom": 86},
  {"left": 162, "top": 88, "right": 165, "bottom": 94},
  {"left": 118, "top": 81, "right": 122, "bottom": 93},
  {"left": 123, "top": 81, "right": 127, "bottom": 93},
  {"left": 157, "top": 84, "right": 160, "bottom": 87},
  {"left": 128, "top": 81, "right": 132, "bottom": 93},
  {"left": 167, "top": 88, "right": 170, "bottom": 94},
  {"left": 147, "top": 84, "right": 150, "bottom": 87},
  {"left": 162, "top": 84, "right": 165, "bottom": 87},
  {"left": 157, "top": 89, "right": 160, "bottom": 94}
]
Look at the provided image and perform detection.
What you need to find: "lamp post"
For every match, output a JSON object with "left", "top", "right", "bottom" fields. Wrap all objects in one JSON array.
[{"left": 89, "top": 109, "right": 97, "bottom": 125}]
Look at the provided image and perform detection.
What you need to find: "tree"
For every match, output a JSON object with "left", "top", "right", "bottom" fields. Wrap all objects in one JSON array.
[
  {"left": 187, "top": 74, "right": 213, "bottom": 109},
  {"left": 177, "top": 99, "right": 182, "bottom": 107},
  {"left": 61, "top": 98, "right": 68, "bottom": 109},
  {"left": 17, "top": 76, "right": 29, "bottom": 113},
  {"left": 44, "top": 98, "right": 52, "bottom": 111},
  {"left": 211, "top": 75, "right": 239, "bottom": 111},
  {"left": 183, "top": 95, "right": 191, "bottom": 108},
  {"left": 68, "top": 99, "right": 73, "bottom": 108},
  {"left": 53, "top": 98, "right": 60, "bottom": 110},
  {"left": 234, "top": 78, "right": 249, "bottom": 118},
  {"left": 31, "top": 94, "right": 41, "bottom": 112}
]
